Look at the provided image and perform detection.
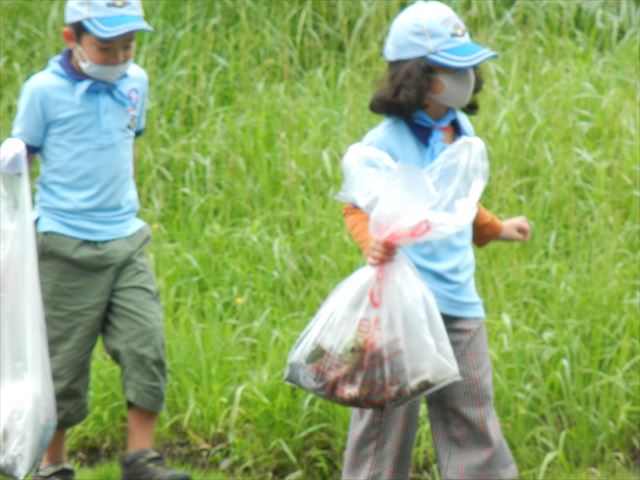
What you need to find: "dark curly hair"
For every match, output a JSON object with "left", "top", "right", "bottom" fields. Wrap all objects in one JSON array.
[{"left": 369, "top": 58, "right": 484, "bottom": 119}]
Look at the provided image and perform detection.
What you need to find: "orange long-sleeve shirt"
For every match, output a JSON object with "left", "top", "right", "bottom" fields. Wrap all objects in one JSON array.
[{"left": 343, "top": 203, "right": 502, "bottom": 255}]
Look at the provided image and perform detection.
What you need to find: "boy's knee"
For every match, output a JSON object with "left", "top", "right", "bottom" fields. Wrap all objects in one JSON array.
[
  {"left": 53, "top": 377, "right": 90, "bottom": 429},
  {"left": 118, "top": 338, "right": 167, "bottom": 412}
]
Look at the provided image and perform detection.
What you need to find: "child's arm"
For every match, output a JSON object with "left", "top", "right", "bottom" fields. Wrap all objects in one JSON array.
[
  {"left": 344, "top": 204, "right": 505, "bottom": 250},
  {"left": 343, "top": 204, "right": 529, "bottom": 260},
  {"left": 474, "top": 205, "right": 531, "bottom": 245},
  {"left": 12, "top": 78, "right": 46, "bottom": 167},
  {"left": 496, "top": 216, "right": 531, "bottom": 242},
  {"left": 473, "top": 205, "right": 502, "bottom": 246},
  {"left": 343, "top": 205, "right": 372, "bottom": 254},
  {"left": 473, "top": 204, "right": 531, "bottom": 247},
  {"left": 343, "top": 205, "right": 396, "bottom": 265}
]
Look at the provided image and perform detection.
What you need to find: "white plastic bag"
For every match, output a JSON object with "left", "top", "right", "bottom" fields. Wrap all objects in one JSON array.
[
  {"left": 338, "top": 137, "right": 488, "bottom": 238},
  {"left": 1, "top": 138, "right": 57, "bottom": 479},
  {"left": 285, "top": 137, "right": 488, "bottom": 408}
]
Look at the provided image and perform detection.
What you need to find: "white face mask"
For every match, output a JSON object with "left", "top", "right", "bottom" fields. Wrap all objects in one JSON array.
[
  {"left": 74, "top": 44, "right": 131, "bottom": 83},
  {"left": 427, "top": 68, "right": 475, "bottom": 109}
]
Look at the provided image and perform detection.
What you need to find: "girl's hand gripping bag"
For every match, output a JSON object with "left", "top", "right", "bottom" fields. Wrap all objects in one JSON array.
[
  {"left": 0, "top": 138, "right": 57, "bottom": 479},
  {"left": 285, "top": 137, "right": 489, "bottom": 408}
]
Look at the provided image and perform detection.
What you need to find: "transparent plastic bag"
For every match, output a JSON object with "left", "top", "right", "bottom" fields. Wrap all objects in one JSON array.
[
  {"left": 1, "top": 138, "right": 57, "bottom": 479},
  {"left": 338, "top": 137, "right": 489, "bottom": 239},
  {"left": 285, "top": 137, "right": 488, "bottom": 408},
  {"left": 335, "top": 143, "right": 398, "bottom": 213}
]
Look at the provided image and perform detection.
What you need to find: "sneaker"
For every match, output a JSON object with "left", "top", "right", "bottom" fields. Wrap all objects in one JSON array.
[
  {"left": 32, "top": 462, "right": 75, "bottom": 480},
  {"left": 121, "top": 449, "right": 191, "bottom": 480}
]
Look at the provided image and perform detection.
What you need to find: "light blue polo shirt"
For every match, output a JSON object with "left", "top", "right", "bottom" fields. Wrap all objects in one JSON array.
[
  {"left": 12, "top": 50, "right": 148, "bottom": 241},
  {"left": 358, "top": 110, "right": 486, "bottom": 319}
]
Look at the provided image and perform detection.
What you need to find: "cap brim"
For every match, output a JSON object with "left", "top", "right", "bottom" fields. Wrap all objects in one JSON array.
[
  {"left": 82, "top": 16, "right": 153, "bottom": 40},
  {"left": 425, "top": 43, "right": 497, "bottom": 69}
]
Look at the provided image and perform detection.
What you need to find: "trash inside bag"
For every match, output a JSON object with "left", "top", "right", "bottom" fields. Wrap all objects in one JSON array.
[
  {"left": 1, "top": 138, "right": 57, "bottom": 479},
  {"left": 285, "top": 137, "right": 488, "bottom": 408},
  {"left": 285, "top": 251, "right": 461, "bottom": 408}
]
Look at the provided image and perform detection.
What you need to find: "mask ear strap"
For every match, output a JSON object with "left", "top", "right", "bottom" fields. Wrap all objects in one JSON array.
[{"left": 74, "top": 44, "right": 88, "bottom": 64}]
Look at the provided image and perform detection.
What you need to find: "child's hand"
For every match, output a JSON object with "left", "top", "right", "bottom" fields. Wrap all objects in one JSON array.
[
  {"left": 498, "top": 216, "right": 531, "bottom": 242},
  {"left": 367, "top": 239, "right": 397, "bottom": 265}
]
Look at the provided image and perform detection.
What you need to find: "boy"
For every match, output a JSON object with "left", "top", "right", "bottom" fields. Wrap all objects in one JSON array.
[{"left": 11, "top": 1, "right": 190, "bottom": 479}]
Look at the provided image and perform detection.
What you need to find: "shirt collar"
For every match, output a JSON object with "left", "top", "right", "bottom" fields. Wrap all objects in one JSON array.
[
  {"left": 59, "top": 49, "right": 89, "bottom": 82},
  {"left": 57, "top": 49, "right": 132, "bottom": 107},
  {"left": 405, "top": 109, "right": 464, "bottom": 148},
  {"left": 411, "top": 108, "right": 458, "bottom": 128},
  {"left": 58, "top": 49, "right": 131, "bottom": 85}
]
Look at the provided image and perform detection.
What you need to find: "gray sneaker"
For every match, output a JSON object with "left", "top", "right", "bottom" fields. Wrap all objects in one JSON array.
[
  {"left": 32, "top": 462, "right": 75, "bottom": 480},
  {"left": 121, "top": 449, "right": 191, "bottom": 480}
]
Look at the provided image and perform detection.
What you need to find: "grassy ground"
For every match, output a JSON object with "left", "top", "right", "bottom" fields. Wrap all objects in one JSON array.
[{"left": 1, "top": 0, "right": 638, "bottom": 479}]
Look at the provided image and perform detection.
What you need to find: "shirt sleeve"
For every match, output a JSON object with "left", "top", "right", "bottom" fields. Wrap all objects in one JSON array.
[
  {"left": 11, "top": 78, "right": 47, "bottom": 151},
  {"left": 135, "top": 69, "right": 149, "bottom": 136},
  {"left": 473, "top": 204, "right": 503, "bottom": 247},
  {"left": 347, "top": 203, "right": 503, "bottom": 251},
  {"left": 343, "top": 204, "right": 373, "bottom": 255}
]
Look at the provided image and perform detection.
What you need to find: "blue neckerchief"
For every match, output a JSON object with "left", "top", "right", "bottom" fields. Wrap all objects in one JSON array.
[
  {"left": 404, "top": 109, "right": 464, "bottom": 163},
  {"left": 405, "top": 109, "right": 463, "bottom": 147},
  {"left": 58, "top": 49, "right": 131, "bottom": 108}
]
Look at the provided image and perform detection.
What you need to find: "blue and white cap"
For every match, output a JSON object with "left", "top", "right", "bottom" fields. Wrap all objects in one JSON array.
[
  {"left": 65, "top": 0, "right": 153, "bottom": 40},
  {"left": 383, "top": 1, "right": 497, "bottom": 69}
]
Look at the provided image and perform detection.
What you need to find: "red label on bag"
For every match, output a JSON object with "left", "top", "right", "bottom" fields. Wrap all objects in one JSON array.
[{"left": 368, "top": 220, "right": 431, "bottom": 309}]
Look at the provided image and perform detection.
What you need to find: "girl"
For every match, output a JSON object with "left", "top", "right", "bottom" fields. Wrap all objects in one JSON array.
[{"left": 340, "top": 2, "right": 530, "bottom": 479}]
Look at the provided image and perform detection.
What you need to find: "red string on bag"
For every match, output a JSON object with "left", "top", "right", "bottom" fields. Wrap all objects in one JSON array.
[
  {"left": 384, "top": 219, "right": 432, "bottom": 245},
  {"left": 367, "top": 220, "right": 431, "bottom": 309}
]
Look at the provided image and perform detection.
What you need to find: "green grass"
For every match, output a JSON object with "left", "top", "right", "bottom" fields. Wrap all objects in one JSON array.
[{"left": 1, "top": 0, "right": 639, "bottom": 479}]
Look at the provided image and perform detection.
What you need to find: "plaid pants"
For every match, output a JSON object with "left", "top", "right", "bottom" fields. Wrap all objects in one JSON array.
[{"left": 342, "top": 318, "right": 518, "bottom": 480}]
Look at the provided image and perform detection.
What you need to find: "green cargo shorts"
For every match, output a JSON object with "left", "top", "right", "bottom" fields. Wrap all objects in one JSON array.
[{"left": 36, "top": 225, "right": 166, "bottom": 429}]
